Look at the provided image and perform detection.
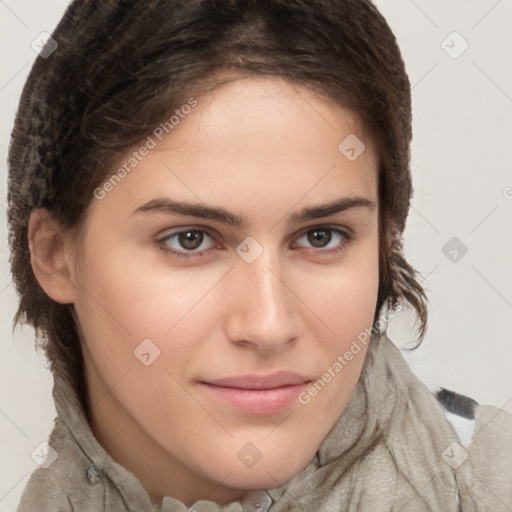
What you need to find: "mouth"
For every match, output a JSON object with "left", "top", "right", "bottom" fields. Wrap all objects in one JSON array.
[{"left": 199, "top": 371, "right": 312, "bottom": 415}]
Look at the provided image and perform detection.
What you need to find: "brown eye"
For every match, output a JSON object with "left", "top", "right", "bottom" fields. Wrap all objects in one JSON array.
[
  {"left": 307, "top": 228, "right": 333, "bottom": 248},
  {"left": 177, "top": 230, "right": 205, "bottom": 250},
  {"left": 295, "top": 226, "right": 351, "bottom": 252},
  {"left": 158, "top": 227, "right": 216, "bottom": 259}
]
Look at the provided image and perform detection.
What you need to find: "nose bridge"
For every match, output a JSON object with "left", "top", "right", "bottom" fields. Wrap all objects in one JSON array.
[{"left": 226, "top": 239, "right": 299, "bottom": 352}]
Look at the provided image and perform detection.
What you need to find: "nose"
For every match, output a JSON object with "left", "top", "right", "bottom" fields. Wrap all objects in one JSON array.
[{"left": 224, "top": 244, "right": 302, "bottom": 355}]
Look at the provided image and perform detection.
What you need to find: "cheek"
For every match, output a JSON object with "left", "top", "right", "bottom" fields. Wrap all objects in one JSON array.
[
  {"left": 71, "top": 238, "right": 227, "bottom": 391},
  {"left": 309, "top": 236, "right": 380, "bottom": 344},
  {"left": 301, "top": 236, "right": 380, "bottom": 396},
  {"left": 74, "top": 235, "right": 205, "bottom": 334},
  {"left": 71, "top": 252, "right": 209, "bottom": 432}
]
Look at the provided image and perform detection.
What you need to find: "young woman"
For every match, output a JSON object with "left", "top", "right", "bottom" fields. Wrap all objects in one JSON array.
[{"left": 7, "top": 1, "right": 512, "bottom": 511}]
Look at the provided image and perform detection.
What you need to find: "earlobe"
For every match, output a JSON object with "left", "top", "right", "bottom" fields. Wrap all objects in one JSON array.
[{"left": 28, "top": 208, "right": 75, "bottom": 304}]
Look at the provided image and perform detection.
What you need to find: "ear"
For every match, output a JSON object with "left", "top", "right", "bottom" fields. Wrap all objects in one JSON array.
[{"left": 28, "top": 208, "right": 75, "bottom": 304}]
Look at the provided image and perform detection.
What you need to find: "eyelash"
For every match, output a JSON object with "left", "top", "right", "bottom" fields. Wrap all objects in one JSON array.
[{"left": 155, "top": 225, "right": 354, "bottom": 260}]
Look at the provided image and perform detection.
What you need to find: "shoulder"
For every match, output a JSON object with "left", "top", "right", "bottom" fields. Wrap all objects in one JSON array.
[
  {"left": 434, "top": 386, "right": 512, "bottom": 506},
  {"left": 434, "top": 387, "right": 512, "bottom": 449},
  {"left": 17, "top": 420, "right": 70, "bottom": 511},
  {"left": 17, "top": 466, "right": 71, "bottom": 512},
  {"left": 16, "top": 419, "right": 103, "bottom": 512}
]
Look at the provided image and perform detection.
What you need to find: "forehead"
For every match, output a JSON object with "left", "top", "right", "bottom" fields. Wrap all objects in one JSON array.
[
  {"left": 169, "top": 75, "right": 372, "bottom": 158},
  {"left": 90, "top": 76, "right": 378, "bottom": 225}
]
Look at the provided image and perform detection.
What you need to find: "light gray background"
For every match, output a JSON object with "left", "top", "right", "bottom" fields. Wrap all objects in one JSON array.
[{"left": 1, "top": 1, "right": 511, "bottom": 510}]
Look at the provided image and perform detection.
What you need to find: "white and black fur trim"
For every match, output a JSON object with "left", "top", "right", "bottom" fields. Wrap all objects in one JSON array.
[{"left": 435, "top": 387, "right": 478, "bottom": 448}]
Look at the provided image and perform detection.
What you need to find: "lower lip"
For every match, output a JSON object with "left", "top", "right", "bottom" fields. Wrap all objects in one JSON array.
[{"left": 200, "top": 382, "right": 308, "bottom": 415}]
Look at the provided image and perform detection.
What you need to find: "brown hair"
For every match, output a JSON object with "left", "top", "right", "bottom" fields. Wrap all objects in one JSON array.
[{"left": 7, "top": 0, "right": 427, "bottom": 404}]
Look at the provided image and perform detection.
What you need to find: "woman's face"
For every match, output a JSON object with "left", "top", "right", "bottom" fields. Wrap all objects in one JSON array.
[{"left": 68, "top": 76, "right": 380, "bottom": 503}]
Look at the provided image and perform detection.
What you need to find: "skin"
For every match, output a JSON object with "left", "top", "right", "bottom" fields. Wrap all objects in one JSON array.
[{"left": 29, "top": 76, "right": 380, "bottom": 506}]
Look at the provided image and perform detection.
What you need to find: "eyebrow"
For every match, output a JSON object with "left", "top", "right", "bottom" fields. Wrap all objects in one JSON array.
[{"left": 132, "top": 196, "right": 376, "bottom": 227}]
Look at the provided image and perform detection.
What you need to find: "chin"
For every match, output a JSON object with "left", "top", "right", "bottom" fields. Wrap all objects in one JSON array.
[
  {"left": 220, "top": 464, "right": 305, "bottom": 491},
  {"left": 205, "top": 443, "right": 315, "bottom": 491}
]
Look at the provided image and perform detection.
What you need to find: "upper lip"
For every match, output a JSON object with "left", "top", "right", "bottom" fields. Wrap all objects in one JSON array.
[{"left": 203, "top": 371, "right": 311, "bottom": 390}]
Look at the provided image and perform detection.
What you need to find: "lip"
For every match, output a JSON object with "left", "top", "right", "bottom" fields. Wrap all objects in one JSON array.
[{"left": 200, "top": 371, "right": 311, "bottom": 415}]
